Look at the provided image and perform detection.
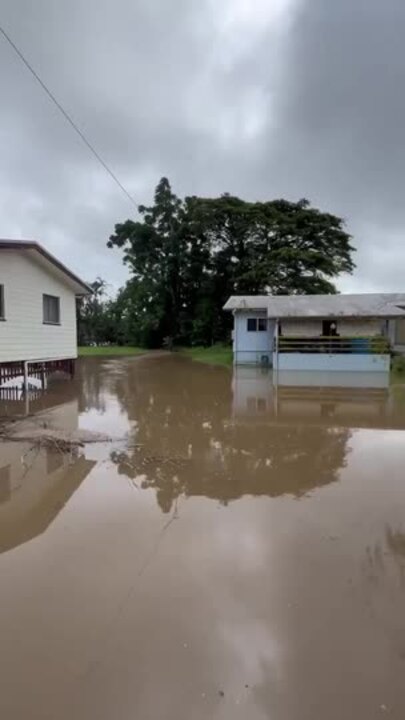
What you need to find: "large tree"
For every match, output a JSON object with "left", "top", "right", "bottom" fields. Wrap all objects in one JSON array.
[
  {"left": 108, "top": 178, "right": 355, "bottom": 347},
  {"left": 107, "top": 178, "right": 189, "bottom": 346}
]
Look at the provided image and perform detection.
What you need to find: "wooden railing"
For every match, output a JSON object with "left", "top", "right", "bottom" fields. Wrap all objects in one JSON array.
[{"left": 276, "top": 336, "right": 390, "bottom": 355}]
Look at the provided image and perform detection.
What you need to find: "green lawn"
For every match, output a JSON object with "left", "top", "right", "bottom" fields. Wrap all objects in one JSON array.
[
  {"left": 78, "top": 346, "right": 145, "bottom": 357},
  {"left": 180, "top": 345, "right": 233, "bottom": 367}
]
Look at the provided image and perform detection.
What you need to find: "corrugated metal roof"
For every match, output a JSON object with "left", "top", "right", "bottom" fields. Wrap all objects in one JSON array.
[
  {"left": 223, "top": 295, "right": 270, "bottom": 310},
  {"left": 224, "top": 293, "right": 405, "bottom": 318}
]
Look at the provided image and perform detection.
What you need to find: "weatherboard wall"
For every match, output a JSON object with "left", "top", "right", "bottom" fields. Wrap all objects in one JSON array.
[
  {"left": 0, "top": 250, "right": 78, "bottom": 363},
  {"left": 232, "top": 311, "right": 274, "bottom": 364}
]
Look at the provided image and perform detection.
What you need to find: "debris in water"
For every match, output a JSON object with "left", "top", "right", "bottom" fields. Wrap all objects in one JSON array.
[
  {"left": 0, "top": 415, "right": 120, "bottom": 465},
  {"left": 1, "top": 422, "right": 116, "bottom": 450}
]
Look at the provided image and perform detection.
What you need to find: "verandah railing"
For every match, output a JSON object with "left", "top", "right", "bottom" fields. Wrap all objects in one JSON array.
[
  {"left": 276, "top": 336, "right": 390, "bottom": 355},
  {"left": 0, "top": 359, "right": 75, "bottom": 390}
]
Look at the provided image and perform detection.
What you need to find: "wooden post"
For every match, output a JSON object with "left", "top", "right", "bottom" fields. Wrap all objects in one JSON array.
[
  {"left": 233, "top": 310, "right": 237, "bottom": 365},
  {"left": 41, "top": 364, "right": 46, "bottom": 391},
  {"left": 23, "top": 361, "right": 29, "bottom": 395},
  {"left": 274, "top": 319, "right": 279, "bottom": 371}
]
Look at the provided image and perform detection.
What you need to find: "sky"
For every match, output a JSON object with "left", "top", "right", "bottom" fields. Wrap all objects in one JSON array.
[{"left": 1, "top": 0, "right": 405, "bottom": 294}]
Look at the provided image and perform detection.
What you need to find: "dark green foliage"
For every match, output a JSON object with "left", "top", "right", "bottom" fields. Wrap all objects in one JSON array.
[
  {"left": 83, "top": 179, "right": 355, "bottom": 348},
  {"left": 76, "top": 278, "right": 115, "bottom": 346},
  {"left": 392, "top": 355, "right": 405, "bottom": 374}
]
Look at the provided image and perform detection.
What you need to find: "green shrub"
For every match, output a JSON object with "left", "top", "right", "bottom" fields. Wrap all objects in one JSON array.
[
  {"left": 370, "top": 336, "right": 390, "bottom": 354},
  {"left": 392, "top": 355, "right": 405, "bottom": 374}
]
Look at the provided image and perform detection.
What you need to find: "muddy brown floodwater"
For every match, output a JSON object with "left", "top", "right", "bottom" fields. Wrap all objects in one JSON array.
[{"left": 1, "top": 355, "right": 405, "bottom": 720}]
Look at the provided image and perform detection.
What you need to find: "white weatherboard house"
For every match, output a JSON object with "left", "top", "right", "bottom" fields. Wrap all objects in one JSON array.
[
  {"left": 0, "top": 240, "right": 90, "bottom": 389},
  {"left": 224, "top": 294, "right": 405, "bottom": 373}
]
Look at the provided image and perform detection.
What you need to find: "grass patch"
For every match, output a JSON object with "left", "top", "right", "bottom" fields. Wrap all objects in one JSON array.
[
  {"left": 78, "top": 346, "right": 145, "bottom": 357},
  {"left": 180, "top": 345, "right": 232, "bottom": 367}
]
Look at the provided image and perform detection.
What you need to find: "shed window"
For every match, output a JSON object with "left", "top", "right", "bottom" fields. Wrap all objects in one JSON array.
[
  {"left": 247, "top": 317, "right": 267, "bottom": 332},
  {"left": 43, "top": 294, "right": 60, "bottom": 324},
  {"left": 0, "top": 285, "right": 4, "bottom": 319}
]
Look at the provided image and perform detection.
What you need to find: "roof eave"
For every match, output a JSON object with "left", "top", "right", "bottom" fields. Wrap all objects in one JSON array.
[{"left": 0, "top": 240, "right": 92, "bottom": 295}]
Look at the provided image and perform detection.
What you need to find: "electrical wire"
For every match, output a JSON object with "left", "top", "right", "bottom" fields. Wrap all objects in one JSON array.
[{"left": 0, "top": 23, "right": 137, "bottom": 209}]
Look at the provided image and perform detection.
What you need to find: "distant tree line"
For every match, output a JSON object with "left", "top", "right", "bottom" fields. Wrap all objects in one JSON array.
[{"left": 77, "top": 178, "right": 355, "bottom": 348}]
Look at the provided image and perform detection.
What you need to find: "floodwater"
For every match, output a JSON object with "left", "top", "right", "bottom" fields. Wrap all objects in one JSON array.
[{"left": 1, "top": 356, "right": 405, "bottom": 720}]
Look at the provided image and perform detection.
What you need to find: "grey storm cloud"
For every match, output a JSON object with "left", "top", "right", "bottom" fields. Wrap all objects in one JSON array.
[
  {"left": 259, "top": 0, "right": 405, "bottom": 292},
  {"left": 0, "top": 0, "right": 404, "bottom": 292}
]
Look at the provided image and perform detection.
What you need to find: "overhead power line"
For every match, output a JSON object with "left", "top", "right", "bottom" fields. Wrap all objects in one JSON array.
[{"left": 0, "top": 23, "right": 137, "bottom": 209}]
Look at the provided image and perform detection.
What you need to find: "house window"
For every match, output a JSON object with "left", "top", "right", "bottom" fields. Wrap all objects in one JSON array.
[
  {"left": 0, "top": 285, "right": 4, "bottom": 319},
  {"left": 247, "top": 318, "right": 267, "bottom": 332},
  {"left": 247, "top": 397, "right": 267, "bottom": 413},
  {"left": 43, "top": 294, "right": 60, "bottom": 324}
]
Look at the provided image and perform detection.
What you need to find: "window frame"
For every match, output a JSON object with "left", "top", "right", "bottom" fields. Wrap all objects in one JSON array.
[
  {"left": 0, "top": 285, "right": 4, "bottom": 320},
  {"left": 247, "top": 317, "right": 268, "bottom": 332},
  {"left": 43, "top": 294, "right": 61, "bottom": 325}
]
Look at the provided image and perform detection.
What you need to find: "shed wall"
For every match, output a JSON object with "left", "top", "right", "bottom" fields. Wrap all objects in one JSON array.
[
  {"left": 233, "top": 311, "right": 274, "bottom": 365},
  {"left": 280, "top": 317, "right": 383, "bottom": 337},
  {"left": 274, "top": 352, "right": 390, "bottom": 373}
]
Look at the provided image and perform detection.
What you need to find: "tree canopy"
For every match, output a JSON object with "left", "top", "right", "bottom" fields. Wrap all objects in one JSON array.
[{"left": 103, "top": 178, "right": 355, "bottom": 347}]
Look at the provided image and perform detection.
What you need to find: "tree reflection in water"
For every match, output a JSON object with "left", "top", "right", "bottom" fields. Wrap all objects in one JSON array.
[{"left": 108, "top": 358, "right": 351, "bottom": 513}]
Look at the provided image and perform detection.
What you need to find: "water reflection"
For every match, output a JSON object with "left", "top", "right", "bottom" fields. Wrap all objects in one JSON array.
[
  {"left": 233, "top": 366, "right": 405, "bottom": 429},
  {"left": 2, "top": 357, "right": 405, "bottom": 544},
  {"left": 110, "top": 425, "right": 349, "bottom": 513},
  {"left": 386, "top": 526, "right": 405, "bottom": 558},
  {"left": 0, "top": 400, "right": 95, "bottom": 554},
  {"left": 1, "top": 356, "right": 405, "bottom": 720},
  {"left": 105, "top": 359, "right": 352, "bottom": 512},
  {"left": 364, "top": 524, "right": 405, "bottom": 587},
  {"left": 0, "top": 377, "right": 78, "bottom": 418}
]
